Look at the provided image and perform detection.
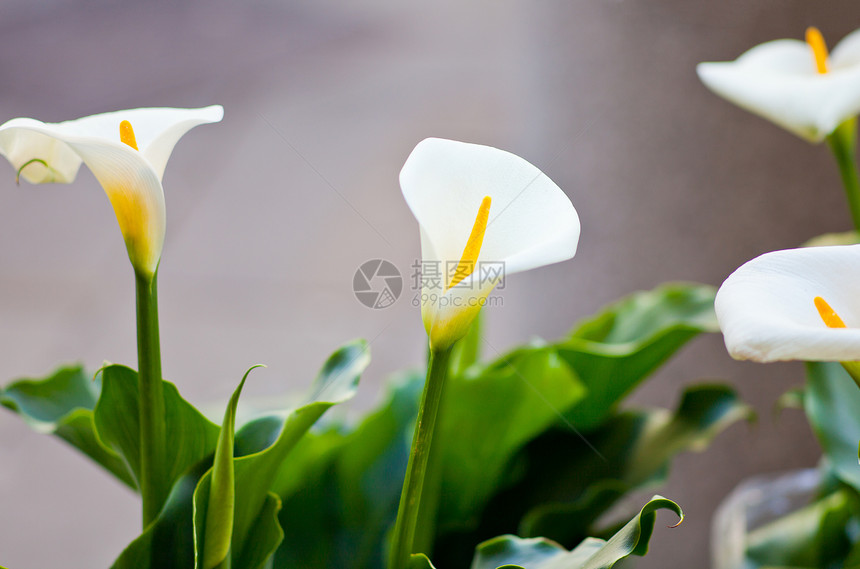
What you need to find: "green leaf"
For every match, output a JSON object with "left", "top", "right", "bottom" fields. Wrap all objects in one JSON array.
[
  {"left": 408, "top": 553, "right": 438, "bottom": 569},
  {"left": 470, "top": 496, "right": 683, "bottom": 569},
  {"left": 622, "top": 383, "right": 755, "bottom": 484},
  {"left": 0, "top": 365, "right": 134, "bottom": 487},
  {"left": 111, "top": 459, "right": 212, "bottom": 569},
  {"left": 114, "top": 341, "right": 366, "bottom": 569},
  {"left": 239, "top": 492, "right": 284, "bottom": 569},
  {"left": 746, "top": 487, "right": 856, "bottom": 568},
  {"left": 93, "top": 365, "right": 220, "bottom": 496},
  {"left": 197, "top": 365, "right": 262, "bottom": 569},
  {"left": 805, "top": 362, "right": 860, "bottom": 491},
  {"left": 434, "top": 346, "right": 586, "bottom": 531},
  {"left": 557, "top": 283, "right": 718, "bottom": 429},
  {"left": 440, "top": 383, "right": 748, "bottom": 560},
  {"left": 274, "top": 370, "right": 422, "bottom": 569},
  {"left": 197, "top": 340, "right": 368, "bottom": 568},
  {"left": 270, "top": 284, "right": 727, "bottom": 569}
]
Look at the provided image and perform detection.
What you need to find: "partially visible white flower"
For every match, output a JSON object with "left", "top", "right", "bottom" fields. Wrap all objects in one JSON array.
[
  {"left": 400, "top": 138, "right": 580, "bottom": 350},
  {"left": 697, "top": 27, "right": 860, "bottom": 142},
  {"left": 715, "top": 244, "right": 860, "bottom": 362},
  {"left": 0, "top": 105, "right": 224, "bottom": 277}
]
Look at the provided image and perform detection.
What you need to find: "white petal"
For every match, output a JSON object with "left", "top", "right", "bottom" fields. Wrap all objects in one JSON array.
[
  {"left": 136, "top": 105, "right": 223, "bottom": 180},
  {"left": 69, "top": 140, "right": 166, "bottom": 276},
  {"left": 831, "top": 27, "right": 860, "bottom": 69},
  {"left": 400, "top": 138, "right": 580, "bottom": 275},
  {"left": 697, "top": 37, "right": 860, "bottom": 142},
  {"left": 715, "top": 245, "right": 860, "bottom": 362},
  {"left": 0, "top": 118, "right": 83, "bottom": 183},
  {"left": 0, "top": 106, "right": 221, "bottom": 275},
  {"left": 0, "top": 105, "right": 223, "bottom": 183},
  {"left": 0, "top": 118, "right": 167, "bottom": 275},
  {"left": 733, "top": 39, "right": 817, "bottom": 74}
]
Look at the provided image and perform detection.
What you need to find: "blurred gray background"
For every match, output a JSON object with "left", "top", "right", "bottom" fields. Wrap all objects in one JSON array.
[{"left": 0, "top": 1, "right": 856, "bottom": 567}]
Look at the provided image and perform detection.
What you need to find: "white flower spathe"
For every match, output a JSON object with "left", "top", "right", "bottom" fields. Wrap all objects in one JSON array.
[
  {"left": 0, "top": 105, "right": 224, "bottom": 276},
  {"left": 715, "top": 244, "right": 860, "bottom": 362},
  {"left": 697, "top": 28, "right": 860, "bottom": 142},
  {"left": 400, "top": 137, "right": 580, "bottom": 350}
]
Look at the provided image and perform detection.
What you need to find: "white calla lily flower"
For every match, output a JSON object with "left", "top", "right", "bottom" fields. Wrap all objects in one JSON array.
[
  {"left": 400, "top": 137, "right": 580, "bottom": 350},
  {"left": 715, "top": 244, "right": 860, "bottom": 362},
  {"left": 0, "top": 105, "right": 224, "bottom": 277},
  {"left": 697, "top": 27, "right": 860, "bottom": 142}
]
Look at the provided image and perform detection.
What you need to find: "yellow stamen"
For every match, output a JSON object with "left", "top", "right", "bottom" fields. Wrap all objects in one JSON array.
[
  {"left": 119, "top": 120, "right": 139, "bottom": 150},
  {"left": 806, "top": 27, "right": 829, "bottom": 74},
  {"left": 814, "top": 296, "right": 846, "bottom": 328},
  {"left": 447, "top": 195, "right": 491, "bottom": 290}
]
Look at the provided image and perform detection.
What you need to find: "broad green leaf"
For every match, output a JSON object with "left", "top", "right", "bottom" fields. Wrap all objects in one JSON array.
[
  {"left": 93, "top": 365, "right": 220, "bottom": 499},
  {"left": 196, "top": 365, "right": 262, "bottom": 569},
  {"left": 557, "top": 283, "right": 718, "bottom": 429},
  {"left": 270, "top": 284, "right": 728, "bottom": 569},
  {"left": 196, "top": 340, "right": 368, "bottom": 568},
  {"left": 0, "top": 365, "right": 134, "bottom": 487},
  {"left": 434, "top": 383, "right": 748, "bottom": 562},
  {"left": 239, "top": 493, "right": 283, "bottom": 569},
  {"left": 470, "top": 496, "right": 683, "bottom": 569},
  {"left": 805, "top": 362, "right": 860, "bottom": 491},
  {"left": 471, "top": 535, "right": 590, "bottom": 568},
  {"left": 434, "top": 346, "right": 586, "bottom": 531},
  {"left": 623, "top": 383, "right": 756, "bottom": 484},
  {"left": 746, "top": 488, "right": 856, "bottom": 568},
  {"left": 274, "top": 370, "right": 422, "bottom": 569},
  {"left": 112, "top": 460, "right": 212, "bottom": 569}
]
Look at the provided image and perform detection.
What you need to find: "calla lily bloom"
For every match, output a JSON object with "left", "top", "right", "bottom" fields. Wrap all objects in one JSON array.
[
  {"left": 697, "top": 27, "right": 860, "bottom": 142},
  {"left": 0, "top": 105, "right": 224, "bottom": 277},
  {"left": 400, "top": 137, "right": 580, "bottom": 350},
  {"left": 715, "top": 244, "right": 860, "bottom": 362}
]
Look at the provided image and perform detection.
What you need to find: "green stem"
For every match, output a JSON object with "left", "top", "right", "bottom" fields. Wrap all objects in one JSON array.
[
  {"left": 135, "top": 270, "right": 167, "bottom": 527},
  {"left": 388, "top": 346, "right": 453, "bottom": 569},
  {"left": 826, "top": 117, "right": 860, "bottom": 234}
]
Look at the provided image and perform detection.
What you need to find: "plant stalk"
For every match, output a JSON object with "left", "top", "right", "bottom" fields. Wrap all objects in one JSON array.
[
  {"left": 135, "top": 270, "right": 167, "bottom": 527},
  {"left": 388, "top": 346, "right": 453, "bottom": 569},
  {"left": 826, "top": 117, "right": 860, "bottom": 235}
]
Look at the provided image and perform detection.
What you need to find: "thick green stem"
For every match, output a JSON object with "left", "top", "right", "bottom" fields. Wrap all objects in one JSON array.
[
  {"left": 826, "top": 118, "right": 860, "bottom": 234},
  {"left": 388, "top": 347, "right": 453, "bottom": 569},
  {"left": 135, "top": 271, "right": 167, "bottom": 527}
]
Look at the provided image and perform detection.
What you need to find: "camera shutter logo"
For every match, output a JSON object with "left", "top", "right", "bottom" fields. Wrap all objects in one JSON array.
[{"left": 353, "top": 259, "right": 403, "bottom": 309}]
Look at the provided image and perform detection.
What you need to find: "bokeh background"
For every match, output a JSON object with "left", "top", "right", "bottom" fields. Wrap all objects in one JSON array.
[{"left": 0, "top": 1, "right": 857, "bottom": 567}]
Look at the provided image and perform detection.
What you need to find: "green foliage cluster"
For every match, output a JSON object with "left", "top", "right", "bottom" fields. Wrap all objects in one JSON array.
[
  {"left": 728, "top": 362, "right": 860, "bottom": 569},
  {"left": 0, "top": 283, "right": 748, "bottom": 568}
]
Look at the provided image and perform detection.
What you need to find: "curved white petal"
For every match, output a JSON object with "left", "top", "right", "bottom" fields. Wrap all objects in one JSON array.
[
  {"left": 715, "top": 245, "right": 860, "bottom": 362},
  {"left": 831, "top": 27, "right": 860, "bottom": 69},
  {"left": 0, "top": 118, "right": 84, "bottom": 183},
  {"left": 698, "top": 34, "right": 860, "bottom": 142},
  {"left": 401, "top": 138, "right": 580, "bottom": 349},
  {"left": 0, "top": 106, "right": 222, "bottom": 275},
  {"left": 68, "top": 140, "right": 166, "bottom": 277},
  {"left": 734, "top": 39, "right": 817, "bottom": 74},
  {"left": 401, "top": 138, "right": 580, "bottom": 274},
  {"left": 0, "top": 105, "right": 223, "bottom": 183}
]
